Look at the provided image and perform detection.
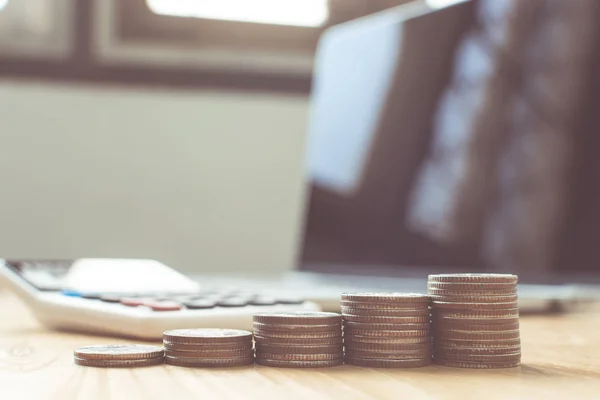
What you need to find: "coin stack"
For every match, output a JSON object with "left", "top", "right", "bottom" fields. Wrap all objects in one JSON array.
[
  {"left": 163, "top": 328, "right": 254, "bottom": 367},
  {"left": 74, "top": 344, "right": 164, "bottom": 368},
  {"left": 428, "top": 274, "right": 521, "bottom": 368},
  {"left": 341, "top": 293, "right": 433, "bottom": 368},
  {"left": 254, "top": 311, "right": 343, "bottom": 368}
]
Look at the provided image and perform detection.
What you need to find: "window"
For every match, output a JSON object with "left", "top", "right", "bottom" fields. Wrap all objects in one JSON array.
[
  {"left": 0, "top": 0, "right": 7, "bottom": 12},
  {"left": 146, "top": 0, "right": 329, "bottom": 27}
]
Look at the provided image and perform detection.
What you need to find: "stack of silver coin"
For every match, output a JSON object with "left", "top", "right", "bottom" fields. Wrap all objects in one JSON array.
[
  {"left": 428, "top": 274, "right": 521, "bottom": 368},
  {"left": 163, "top": 328, "right": 254, "bottom": 367},
  {"left": 254, "top": 311, "right": 343, "bottom": 368},
  {"left": 341, "top": 293, "right": 432, "bottom": 368},
  {"left": 74, "top": 344, "right": 164, "bottom": 368}
]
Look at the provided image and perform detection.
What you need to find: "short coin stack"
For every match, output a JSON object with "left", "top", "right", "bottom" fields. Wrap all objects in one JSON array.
[
  {"left": 341, "top": 293, "right": 432, "bottom": 368},
  {"left": 163, "top": 328, "right": 254, "bottom": 367},
  {"left": 74, "top": 344, "right": 164, "bottom": 368},
  {"left": 428, "top": 274, "right": 521, "bottom": 368},
  {"left": 254, "top": 311, "right": 343, "bottom": 368}
]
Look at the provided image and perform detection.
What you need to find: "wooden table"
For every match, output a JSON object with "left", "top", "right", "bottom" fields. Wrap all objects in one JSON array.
[{"left": 1, "top": 291, "right": 599, "bottom": 400}]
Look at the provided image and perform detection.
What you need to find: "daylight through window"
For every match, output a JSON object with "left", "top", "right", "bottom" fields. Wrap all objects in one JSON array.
[{"left": 146, "top": 0, "right": 329, "bottom": 27}]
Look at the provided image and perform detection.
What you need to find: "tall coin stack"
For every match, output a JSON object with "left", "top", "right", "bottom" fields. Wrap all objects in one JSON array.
[
  {"left": 254, "top": 311, "right": 343, "bottom": 368},
  {"left": 341, "top": 293, "right": 432, "bottom": 368},
  {"left": 163, "top": 328, "right": 254, "bottom": 367},
  {"left": 428, "top": 274, "right": 521, "bottom": 368}
]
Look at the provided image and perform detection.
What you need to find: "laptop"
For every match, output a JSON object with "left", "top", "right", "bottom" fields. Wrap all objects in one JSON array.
[{"left": 197, "top": 0, "right": 597, "bottom": 313}]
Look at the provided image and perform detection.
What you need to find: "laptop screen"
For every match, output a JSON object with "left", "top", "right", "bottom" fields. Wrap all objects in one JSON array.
[{"left": 298, "top": 1, "right": 481, "bottom": 276}]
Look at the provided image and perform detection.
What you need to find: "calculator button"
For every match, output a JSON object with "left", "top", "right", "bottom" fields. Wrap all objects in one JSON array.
[
  {"left": 217, "top": 297, "right": 250, "bottom": 307},
  {"left": 120, "top": 297, "right": 151, "bottom": 307},
  {"left": 248, "top": 296, "right": 277, "bottom": 306},
  {"left": 100, "top": 294, "right": 122, "bottom": 303},
  {"left": 81, "top": 293, "right": 102, "bottom": 300},
  {"left": 275, "top": 297, "right": 304, "bottom": 305},
  {"left": 61, "top": 290, "right": 83, "bottom": 297},
  {"left": 147, "top": 300, "right": 182, "bottom": 311},
  {"left": 183, "top": 299, "right": 217, "bottom": 309}
]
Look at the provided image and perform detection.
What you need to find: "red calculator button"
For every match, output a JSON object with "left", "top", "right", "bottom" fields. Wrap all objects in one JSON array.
[
  {"left": 120, "top": 297, "right": 152, "bottom": 307},
  {"left": 147, "top": 300, "right": 182, "bottom": 312}
]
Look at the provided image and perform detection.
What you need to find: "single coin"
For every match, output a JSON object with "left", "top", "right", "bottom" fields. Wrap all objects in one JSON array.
[
  {"left": 435, "top": 353, "right": 521, "bottom": 363},
  {"left": 341, "top": 307, "right": 431, "bottom": 317},
  {"left": 432, "top": 309, "right": 519, "bottom": 318},
  {"left": 428, "top": 274, "right": 518, "bottom": 284},
  {"left": 435, "top": 346, "right": 521, "bottom": 355},
  {"left": 165, "top": 349, "right": 254, "bottom": 359},
  {"left": 163, "top": 329, "right": 252, "bottom": 345},
  {"left": 431, "top": 301, "right": 518, "bottom": 310},
  {"left": 434, "top": 338, "right": 521, "bottom": 348},
  {"left": 255, "top": 344, "right": 343, "bottom": 354},
  {"left": 341, "top": 300, "right": 429, "bottom": 310},
  {"left": 74, "top": 345, "right": 165, "bottom": 361},
  {"left": 253, "top": 335, "right": 343, "bottom": 346},
  {"left": 435, "top": 359, "right": 520, "bottom": 369},
  {"left": 255, "top": 352, "right": 342, "bottom": 361},
  {"left": 165, "top": 356, "right": 253, "bottom": 368},
  {"left": 344, "top": 342, "right": 432, "bottom": 352},
  {"left": 253, "top": 329, "right": 341, "bottom": 339},
  {"left": 343, "top": 329, "right": 430, "bottom": 338},
  {"left": 427, "top": 282, "right": 517, "bottom": 290},
  {"left": 342, "top": 314, "right": 430, "bottom": 324},
  {"left": 432, "top": 316, "right": 519, "bottom": 325},
  {"left": 255, "top": 358, "right": 342, "bottom": 368},
  {"left": 344, "top": 349, "right": 432, "bottom": 360},
  {"left": 74, "top": 356, "right": 164, "bottom": 368},
  {"left": 341, "top": 293, "right": 430, "bottom": 303},
  {"left": 344, "top": 356, "right": 431, "bottom": 368},
  {"left": 427, "top": 288, "right": 517, "bottom": 297},
  {"left": 432, "top": 322, "right": 520, "bottom": 332},
  {"left": 438, "top": 330, "right": 520, "bottom": 340},
  {"left": 253, "top": 322, "right": 341, "bottom": 333},
  {"left": 343, "top": 321, "right": 430, "bottom": 331},
  {"left": 253, "top": 312, "right": 341, "bottom": 325},
  {"left": 344, "top": 336, "right": 431, "bottom": 345},
  {"left": 164, "top": 342, "right": 253, "bottom": 352},
  {"left": 429, "top": 295, "right": 518, "bottom": 303}
]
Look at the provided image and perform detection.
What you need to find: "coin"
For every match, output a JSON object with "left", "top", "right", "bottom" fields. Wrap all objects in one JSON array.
[
  {"left": 165, "top": 356, "right": 253, "bottom": 368},
  {"left": 255, "top": 344, "right": 343, "bottom": 354},
  {"left": 428, "top": 288, "right": 517, "bottom": 296},
  {"left": 255, "top": 358, "right": 342, "bottom": 368},
  {"left": 434, "top": 338, "right": 521, "bottom": 348},
  {"left": 432, "top": 309, "right": 519, "bottom": 318},
  {"left": 163, "top": 329, "right": 252, "bottom": 344},
  {"left": 253, "top": 322, "right": 341, "bottom": 333},
  {"left": 342, "top": 314, "right": 431, "bottom": 324},
  {"left": 344, "top": 349, "right": 432, "bottom": 359},
  {"left": 435, "top": 353, "right": 521, "bottom": 362},
  {"left": 164, "top": 342, "right": 253, "bottom": 352},
  {"left": 344, "top": 356, "right": 431, "bottom": 368},
  {"left": 344, "top": 342, "right": 432, "bottom": 352},
  {"left": 432, "top": 316, "right": 519, "bottom": 325},
  {"left": 255, "top": 353, "right": 342, "bottom": 361},
  {"left": 343, "top": 329, "right": 430, "bottom": 338},
  {"left": 165, "top": 349, "right": 254, "bottom": 359},
  {"left": 428, "top": 274, "right": 518, "bottom": 283},
  {"left": 341, "top": 307, "right": 431, "bottom": 317},
  {"left": 253, "top": 335, "right": 343, "bottom": 346},
  {"left": 74, "top": 357, "right": 164, "bottom": 368},
  {"left": 253, "top": 329, "right": 341, "bottom": 339},
  {"left": 253, "top": 312, "right": 341, "bottom": 325},
  {"left": 74, "top": 345, "right": 164, "bottom": 361},
  {"left": 431, "top": 301, "right": 518, "bottom": 310},
  {"left": 343, "top": 322, "right": 430, "bottom": 331},
  {"left": 433, "top": 322, "right": 520, "bottom": 332},
  {"left": 341, "top": 293, "right": 430, "bottom": 303},
  {"left": 434, "top": 346, "right": 521, "bottom": 355},
  {"left": 341, "top": 300, "right": 429, "bottom": 310},
  {"left": 429, "top": 295, "right": 518, "bottom": 303},
  {"left": 435, "top": 359, "right": 520, "bottom": 368},
  {"left": 344, "top": 336, "right": 431, "bottom": 345},
  {"left": 427, "top": 282, "right": 517, "bottom": 290},
  {"left": 438, "top": 330, "right": 520, "bottom": 340}
]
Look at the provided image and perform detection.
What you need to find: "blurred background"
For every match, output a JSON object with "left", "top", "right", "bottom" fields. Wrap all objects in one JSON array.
[{"left": 0, "top": 0, "right": 420, "bottom": 274}]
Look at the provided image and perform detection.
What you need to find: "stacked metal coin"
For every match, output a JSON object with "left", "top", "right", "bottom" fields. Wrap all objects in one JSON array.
[
  {"left": 74, "top": 344, "right": 164, "bottom": 368},
  {"left": 428, "top": 274, "right": 521, "bottom": 368},
  {"left": 254, "top": 311, "right": 343, "bottom": 368},
  {"left": 163, "top": 328, "right": 254, "bottom": 367},
  {"left": 341, "top": 293, "right": 432, "bottom": 368}
]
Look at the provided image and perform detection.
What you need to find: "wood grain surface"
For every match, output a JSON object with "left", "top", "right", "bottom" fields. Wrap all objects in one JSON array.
[{"left": 0, "top": 291, "right": 599, "bottom": 400}]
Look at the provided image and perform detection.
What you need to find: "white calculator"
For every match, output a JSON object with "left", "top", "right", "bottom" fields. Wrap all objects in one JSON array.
[{"left": 0, "top": 258, "right": 319, "bottom": 339}]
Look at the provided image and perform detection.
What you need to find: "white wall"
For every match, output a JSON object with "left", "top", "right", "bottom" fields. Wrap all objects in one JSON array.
[{"left": 0, "top": 80, "right": 310, "bottom": 273}]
